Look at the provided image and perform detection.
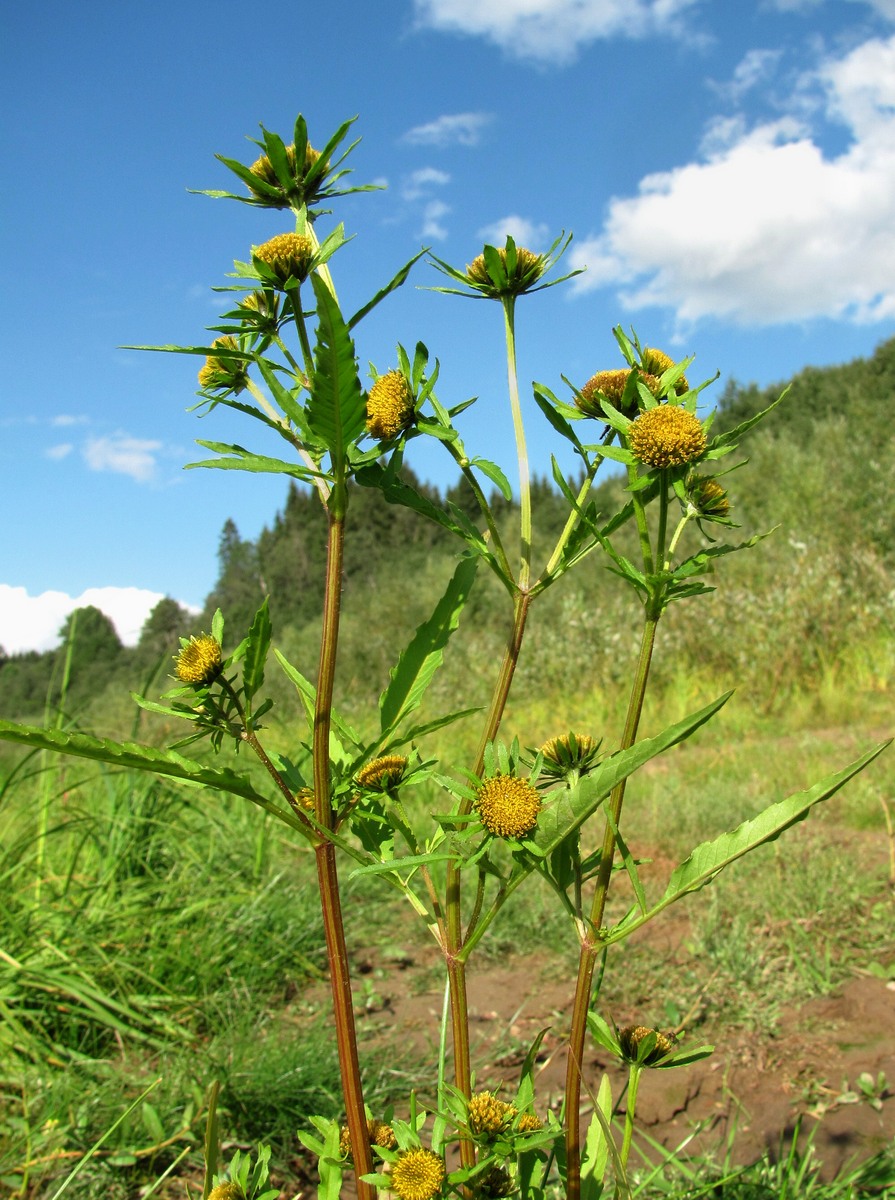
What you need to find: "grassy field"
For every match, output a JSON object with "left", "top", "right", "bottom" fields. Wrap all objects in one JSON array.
[{"left": 1, "top": 635, "right": 892, "bottom": 1198}]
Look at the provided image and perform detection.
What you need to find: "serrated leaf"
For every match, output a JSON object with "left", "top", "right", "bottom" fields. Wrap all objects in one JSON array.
[
  {"left": 243, "top": 598, "right": 271, "bottom": 710},
  {"left": 186, "top": 441, "right": 317, "bottom": 480},
  {"left": 307, "top": 273, "right": 365, "bottom": 465},
  {"left": 0, "top": 720, "right": 306, "bottom": 827},
  {"left": 471, "top": 458, "right": 512, "bottom": 501},
  {"left": 609, "top": 741, "right": 890, "bottom": 942},
  {"left": 379, "top": 557, "right": 479, "bottom": 737}
]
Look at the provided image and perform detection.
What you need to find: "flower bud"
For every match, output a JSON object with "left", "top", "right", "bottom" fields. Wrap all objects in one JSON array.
[
  {"left": 618, "top": 1025, "right": 675, "bottom": 1066},
  {"left": 197, "top": 337, "right": 250, "bottom": 394},
  {"left": 355, "top": 755, "right": 408, "bottom": 791}
]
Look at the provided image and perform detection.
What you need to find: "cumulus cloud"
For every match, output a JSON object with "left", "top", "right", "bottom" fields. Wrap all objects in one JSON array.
[
  {"left": 46, "top": 443, "right": 73, "bottom": 461},
  {"left": 569, "top": 34, "right": 895, "bottom": 327},
  {"left": 0, "top": 585, "right": 199, "bottom": 655},
  {"left": 477, "top": 214, "right": 551, "bottom": 248},
  {"left": 412, "top": 0, "right": 698, "bottom": 64},
  {"left": 83, "top": 433, "right": 162, "bottom": 483},
  {"left": 402, "top": 112, "right": 492, "bottom": 146}
]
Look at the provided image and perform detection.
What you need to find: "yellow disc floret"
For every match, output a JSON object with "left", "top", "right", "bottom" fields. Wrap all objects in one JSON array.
[
  {"left": 339, "top": 1118, "right": 397, "bottom": 1158},
  {"left": 476, "top": 774, "right": 541, "bottom": 839},
  {"left": 198, "top": 336, "right": 249, "bottom": 394},
  {"left": 366, "top": 371, "right": 414, "bottom": 440},
  {"left": 252, "top": 232, "right": 315, "bottom": 286},
  {"left": 208, "top": 1183, "right": 243, "bottom": 1200},
  {"left": 175, "top": 635, "right": 223, "bottom": 685},
  {"left": 627, "top": 405, "right": 707, "bottom": 468},
  {"left": 641, "top": 347, "right": 689, "bottom": 395},
  {"left": 355, "top": 755, "right": 408, "bottom": 791},
  {"left": 516, "top": 1112, "right": 544, "bottom": 1133},
  {"left": 390, "top": 1148, "right": 445, "bottom": 1200},
  {"left": 467, "top": 1091, "right": 517, "bottom": 1136}
]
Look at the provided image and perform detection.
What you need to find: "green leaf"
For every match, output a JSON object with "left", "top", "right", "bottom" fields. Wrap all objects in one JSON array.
[
  {"left": 471, "top": 458, "right": 512, "bottom": 501},
  {"left": 609, "top": 740, "right": 891, "bottom": 942},
  {"left": 273, "top": 650, "right": 360, "bottom": 750},
  {"left": 0, "top": 720, "right": 304, "bottom": 828},
  {"left": 530, "top": 693, "right": 732, "bottom": 858},
  {"left": 379, "top": 556, "right": 479, "bottom": 738},
  {"left": 186, "top": 441, "right": 318, "bottom": 481},
  {"left": 348, "top": 249, "right": 427, "bottom": 329},
  {"left": 307, "top": 273, "right": 365, "bottom": 466},
  {"left": 243, "top": 598, "right": 271, "bottom": 711},
  {"left": 254, "top": 355, "right": 313, "bottom": 435},
  {"left": 581, "top": 1074, "right": 613, "bottom": 1199}
]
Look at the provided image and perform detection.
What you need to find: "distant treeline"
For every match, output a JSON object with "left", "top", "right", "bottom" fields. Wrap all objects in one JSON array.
[{"left": 3, "top": 334, "right": 894, "bottom": 722}]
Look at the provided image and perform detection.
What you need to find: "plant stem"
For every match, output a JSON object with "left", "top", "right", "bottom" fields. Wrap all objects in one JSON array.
[
  {"left": 312, "top": 505, "right": 374, "bottom": 1200},
  {"left": 620, "top": 1064, "right": 642, "bottom": 1173},
  {"left": 502, "top": 297, "right": 532, "bottom": 590},
  {"left": 563, "top": 612, "right": 659, "bottom": 1200}
]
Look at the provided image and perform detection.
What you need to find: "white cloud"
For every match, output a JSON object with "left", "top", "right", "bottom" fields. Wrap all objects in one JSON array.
[
  {"left": 46, "top": 443, "right": 73, "bottom": 461},
  {"left": 0, "top": 585, "right": 199, "bottom": 655},
  {"left": 402, "top": 167, "right": 451, "bottom": 200},
  {"left": 413, "top": 0, "right": 698, "bottom": 64},
  {"left": 711, "top": 48, "right": 783, "bottom": 103},
  {"left": 569, "top": 34, "right": 895, "bottom": 327},
  {"left": 51, "top": 414, "right": 88, "bottom": 427},
  {"left": 402, "top": 112, "right": 492, "bottom": 146},
  {"left": 83, "top": 433, "right": 162, "bottom": 483},
  {"left": 477, "top": 214, "right": 551, "bottom": 248},
  {"left": 421, "top": 200, "right": 451, "bottom": 240}
]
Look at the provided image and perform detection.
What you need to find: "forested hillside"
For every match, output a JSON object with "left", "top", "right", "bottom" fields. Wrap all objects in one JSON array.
[{"left": 3, "top": 335, "right": 893, "bottom": 725}]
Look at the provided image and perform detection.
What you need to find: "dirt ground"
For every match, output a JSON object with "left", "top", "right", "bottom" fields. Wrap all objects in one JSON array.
[{"left": 349, "top": 921, "right": 895, "bottom": 1183}]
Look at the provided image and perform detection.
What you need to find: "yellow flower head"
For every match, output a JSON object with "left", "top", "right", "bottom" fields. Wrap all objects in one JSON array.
[
  {"left": 339, "top": 1118, "right": 397, "bottom": 1158},
  {"left": 541, "top": 732, "right": 597, "bottom": 768},
  {"left": 465, "top": 245, "right": 546, "bottom": 297},
  {"left": 366, "top": 371, "right": 415, "bottom": 440},
  {"left": 355, "top": 755, "right": 408, "bottom": 791},
  {"left": 237, "top": 290, "right": 281, "bottom": 332},
  {"left": 298, "top": 787, "right": 316, "bottom": 812},
  {"left": 208, "top": 1183, "right": 243, "bottom": 1200},
  {"left": 175, "top": 635, "right": 223, "bottom": 686},
  {"left": 618, "top": 1025, "right": 675, "bottom": 1066},
  {"left": 467, "top": 1092, "right": 517, "bottom": 1136},
  {"left": 252, "top": 233, "right": 315, "bottom": 287},
  {"left": 641, "top": 347, "right": 689, "bottom": 395},
  {"left": 688, "top": 474, "right": 730, "bottom": 519},
  {"left": 627, "top": 405, "right": 707, "bottom": 468},
  {"left": 390, "top": 1148, "right": 445, "bottom": 1200},
  {"left": 476, "top": 774, "right": 541, "bottom": 839},
  {"left": 516, "top": 1112, "right": 544, "bottom": 1133},
  {"left": 576, "top": 368, "right": 659, "bottom": 420},
  {"left": 247, "top": 142, "right": 325, "bottom": 207},
  {"left": 198, "top": 336, "right": 250, "bottom": 394}
]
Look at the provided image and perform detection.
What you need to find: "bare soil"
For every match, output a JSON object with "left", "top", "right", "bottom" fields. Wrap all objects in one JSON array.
[{"left": 349, "top": 910, "right": 895, "bottom": 1183}]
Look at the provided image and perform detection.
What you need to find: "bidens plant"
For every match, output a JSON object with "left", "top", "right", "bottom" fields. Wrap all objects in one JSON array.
[{"left": 0, "top": 111, "right": 887, "bottom": 1200}]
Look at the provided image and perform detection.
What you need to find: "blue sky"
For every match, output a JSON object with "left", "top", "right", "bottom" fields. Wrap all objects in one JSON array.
[{"left": 3, "top": 0, "right": 895, "bottom": 653}]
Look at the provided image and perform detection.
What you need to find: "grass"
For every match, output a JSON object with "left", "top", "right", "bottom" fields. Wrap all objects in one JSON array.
[{"left": 0, "top": 652, "right": 892, "bottom": 1197}]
